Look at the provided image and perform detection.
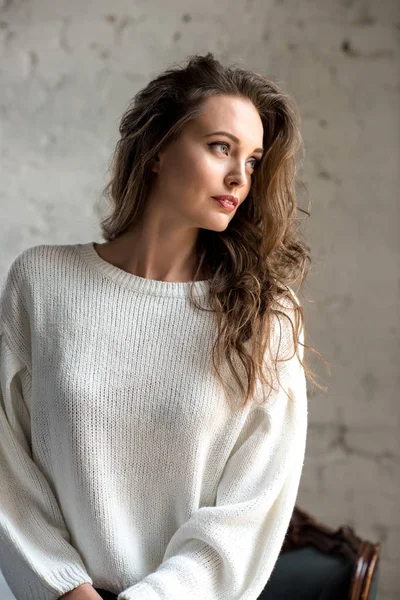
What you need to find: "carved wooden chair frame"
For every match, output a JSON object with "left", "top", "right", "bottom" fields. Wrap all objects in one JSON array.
[{"left": 281, "top": 506, "right": 381, "bottom": 600}]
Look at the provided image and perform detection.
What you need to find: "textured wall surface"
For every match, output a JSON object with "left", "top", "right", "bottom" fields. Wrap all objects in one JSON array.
[{"left": 0, "top": 0, "right": 399, "bottom": 598}]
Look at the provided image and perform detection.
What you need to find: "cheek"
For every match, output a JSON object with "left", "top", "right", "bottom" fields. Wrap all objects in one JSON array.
[
  {"left": 198, "top": 154, "right": 227, "bottom": 180},
  {"left": 167, "top": 150, "right": 202, "bottom": 179},
  {"left": 179, "top": 155, "right": 218, "bottom": 188},
  {"left": 161, "top": 149, "right": 226, "bottom": 195},
  {"left": 159, "top": 154, "right": 193, "bottom": 192}
]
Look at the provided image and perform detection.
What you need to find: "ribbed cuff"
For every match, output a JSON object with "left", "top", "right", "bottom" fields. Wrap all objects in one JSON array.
[
  {"left": 117, "top": 581, "right": 161, "bottom": 600},
  {"left": 3, "top": 565, "right": 93, "bottom": 600}
]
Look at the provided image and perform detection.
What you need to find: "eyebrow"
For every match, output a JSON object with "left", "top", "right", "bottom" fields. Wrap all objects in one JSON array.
[{"left": 204, "top": 130, "right": 264, "bottom": 155}]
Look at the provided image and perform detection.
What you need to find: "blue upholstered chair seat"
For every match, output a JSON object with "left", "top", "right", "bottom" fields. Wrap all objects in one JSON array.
[{"left": 258, "top": 545, "right": 380, "bottom": 600}]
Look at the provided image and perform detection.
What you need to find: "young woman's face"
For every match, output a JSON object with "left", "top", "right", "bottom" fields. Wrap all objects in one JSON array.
[{"left": 149, "top": 95, "right": 264, "bottom": 232}]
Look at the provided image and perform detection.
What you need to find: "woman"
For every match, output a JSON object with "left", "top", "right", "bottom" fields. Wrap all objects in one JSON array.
[{"left": 0, "top": 53, "right": 324, "bottom": 600}]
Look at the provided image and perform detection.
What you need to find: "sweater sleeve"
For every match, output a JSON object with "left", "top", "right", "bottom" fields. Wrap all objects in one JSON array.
[
  {"left": 0, "top": 254, "right": 94, "bottom": 600},
  {"left": 118, "top": 314, "right": 308, "bottom": 600}
]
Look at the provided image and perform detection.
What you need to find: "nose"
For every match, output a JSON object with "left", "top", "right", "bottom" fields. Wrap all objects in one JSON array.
[{"left": 225, "top": 164, "right": 247, "bottom": 189}]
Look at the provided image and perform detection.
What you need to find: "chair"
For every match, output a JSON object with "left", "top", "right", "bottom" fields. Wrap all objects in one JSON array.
[
  {"left": 258, "top": 505, "right": 381, "bottom": 600},
  {"left": 94, "top": 589, "right": 117, "bottom": 599},
  {"left": 94, "top": 506, "right": 381, "bottom": 600}
]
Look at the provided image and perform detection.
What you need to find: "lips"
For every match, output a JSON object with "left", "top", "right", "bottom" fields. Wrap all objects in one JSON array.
[{"left": 211, "top": 195, "right": 239, "bottom": 207}]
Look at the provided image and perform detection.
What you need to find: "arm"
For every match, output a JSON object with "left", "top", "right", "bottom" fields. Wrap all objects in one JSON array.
[
  {"left": 117, "top": 318, "right": 308, "bottom": 600},
  {"left": 59, "top": 583, "right": 102, "bottom": 599},
  {"left": 0, "top": 255, "right": 94, "bottom": 600}
]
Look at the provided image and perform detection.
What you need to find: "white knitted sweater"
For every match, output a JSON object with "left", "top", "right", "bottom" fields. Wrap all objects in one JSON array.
[{"left": 0, "top": 242, "right": 308, "bottom": 600}]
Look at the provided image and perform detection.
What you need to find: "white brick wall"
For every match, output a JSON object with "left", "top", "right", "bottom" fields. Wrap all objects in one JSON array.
[{"left": 1, "top": 0, "right": 399, "bottom": 598}]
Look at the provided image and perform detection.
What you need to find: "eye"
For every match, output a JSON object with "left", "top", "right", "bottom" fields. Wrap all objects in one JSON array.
[
  {"left": 208, "top": 142, "right": 261, "bottom": 171},
  {"left": 248, "top": 158, "right": 260, "bottom": 170},
  {"left": 209, "top": 141, "right": 230, "bottom": 154}
]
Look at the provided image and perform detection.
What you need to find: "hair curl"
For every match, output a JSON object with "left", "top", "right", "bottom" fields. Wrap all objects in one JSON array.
[{"left": 99, "top": 52, "right": 329, "bottom": 409}]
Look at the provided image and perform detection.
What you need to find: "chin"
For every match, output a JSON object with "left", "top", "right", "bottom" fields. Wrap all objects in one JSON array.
[
  {"left": 202, "top": 223, "right": 230, "bottom": 234},
  {"left": 199, "top": 216, "right": 232, "bottom": 233}
]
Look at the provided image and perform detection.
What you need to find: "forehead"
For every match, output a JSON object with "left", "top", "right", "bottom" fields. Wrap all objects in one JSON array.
[{"left": 188, "top": 95, "right": 264, "bottom": 144}]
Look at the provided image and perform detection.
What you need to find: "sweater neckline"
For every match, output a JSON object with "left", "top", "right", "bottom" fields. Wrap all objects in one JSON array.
[{"left": 77, "top": 242, "right": 212, "bottom": 298}]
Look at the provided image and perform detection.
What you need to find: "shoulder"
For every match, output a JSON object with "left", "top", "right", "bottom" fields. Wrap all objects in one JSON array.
[
  {"left": 0, "top": 245, "right": 42, "bottom": 307},
  {"left": 5, "top": 243, "right": 78, "bottom": 272},
  {"left": 260, "top": 286, "right": 307, "bottom": 410},
  {"left": 270, "top": 286, "right": 304, "bottom": 352},
  {"left": 0, "top": 243, "right": 81, "bottom": 362},
  {"left": 272, "top": 286, "right": 302, "bottom": 313},
  {"left": 1, "top": 243, "right": 81, "bottom": 319},
  {"left": 2, "top": 243, "right": 80, "bottom": 290}
]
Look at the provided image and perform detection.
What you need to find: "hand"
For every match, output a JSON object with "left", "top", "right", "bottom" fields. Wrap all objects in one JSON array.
[{"left": 58, "top": 583, "right": 102, "bottom": 599}]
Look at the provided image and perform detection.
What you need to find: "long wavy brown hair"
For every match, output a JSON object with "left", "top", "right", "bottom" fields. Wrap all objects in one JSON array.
[{"left": 99, "top": 52, "right": 328, "bottom": 409}]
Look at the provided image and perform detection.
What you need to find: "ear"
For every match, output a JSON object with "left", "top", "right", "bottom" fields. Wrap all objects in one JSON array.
[{"left": 150, "top": 153, "right": 160, "bottom": 174}]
